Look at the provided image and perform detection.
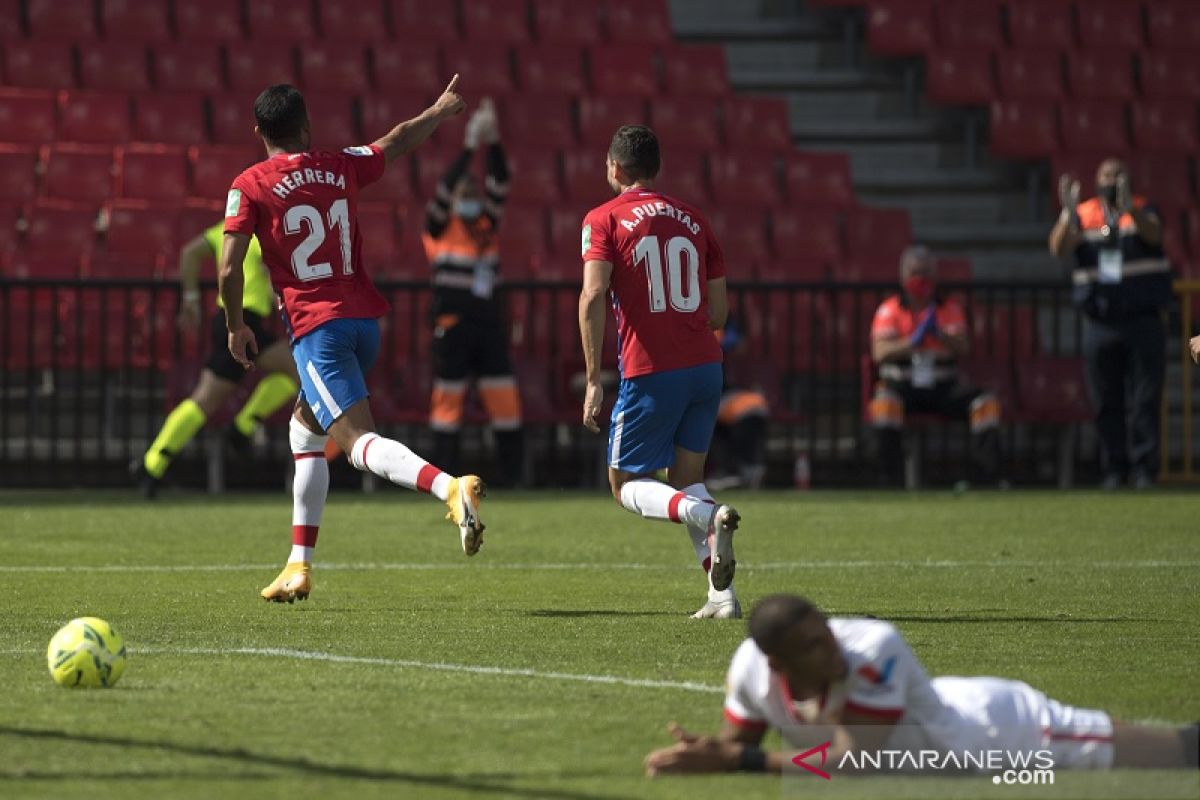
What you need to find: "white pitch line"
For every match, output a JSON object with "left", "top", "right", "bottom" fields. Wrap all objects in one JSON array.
[
  {"left": 0, "top": 559, "right": 1197, "bottom": 573},
  {"left": 0, "top": 645, "right": 723, "bottom": 694}
]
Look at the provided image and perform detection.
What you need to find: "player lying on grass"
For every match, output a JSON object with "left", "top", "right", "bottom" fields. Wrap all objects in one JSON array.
[
  {"left": 579, "top": 124, "right": 741, "bottom": 619},
  {"left": 220, "top": 77, "right": 487, "bottom": 603},
  {"left": 645, "top": 594, "right": 1198, "bottom": 775}
]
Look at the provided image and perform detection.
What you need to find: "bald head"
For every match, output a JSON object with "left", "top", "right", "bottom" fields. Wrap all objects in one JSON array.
[
  {"left": 748, "top": 594, "right": 820, "bottom": 656},
  {"left": 1096, "top": 158, "right": 1127, "bottom": 186}
]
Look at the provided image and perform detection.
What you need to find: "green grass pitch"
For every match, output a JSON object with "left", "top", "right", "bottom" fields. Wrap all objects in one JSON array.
[{"left": 0, "top": 489, "right": 1197, "bottom": 799}]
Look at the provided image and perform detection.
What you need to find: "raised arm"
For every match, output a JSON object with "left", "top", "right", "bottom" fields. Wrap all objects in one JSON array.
[{"left": 371, "top": 75, "right": 465, "bottom": 165}]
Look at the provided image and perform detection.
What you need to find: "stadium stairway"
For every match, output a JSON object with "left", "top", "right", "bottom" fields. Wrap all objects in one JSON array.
[{"left": 669, "top": 0, "right": 1057, "bottom": 281}]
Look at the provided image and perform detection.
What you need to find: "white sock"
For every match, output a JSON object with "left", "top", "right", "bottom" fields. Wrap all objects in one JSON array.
[
  {"left": 618, "top": 479, "right": 715, "bottom": 529},
  {"left": 289, "top": 417, "right": 329, "bottom": 564},
  {"left": 349, "top": 433, "right": 451, "bottom": 501}
]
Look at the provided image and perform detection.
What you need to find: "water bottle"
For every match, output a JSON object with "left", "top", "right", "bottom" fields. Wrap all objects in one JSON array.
[{"left": 793, "top": 451, "right": 811, "bottom": 490}]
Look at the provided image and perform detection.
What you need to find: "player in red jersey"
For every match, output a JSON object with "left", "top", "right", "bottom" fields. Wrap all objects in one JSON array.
[
  {"left": 220, "top": 78, "right": 488, "bottom": 603},
  {"left": 579, "top": 125, "right": 742, "bottom": 619}
]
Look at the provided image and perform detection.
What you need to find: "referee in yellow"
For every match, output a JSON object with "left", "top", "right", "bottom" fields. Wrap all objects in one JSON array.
[{"left": 133, "top": 222, "right": 300, "bottom": 497}]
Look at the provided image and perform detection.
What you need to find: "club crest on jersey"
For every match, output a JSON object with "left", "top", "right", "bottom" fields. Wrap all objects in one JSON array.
[
  {"left": 225, "top": 188, "right": 241, "bottom": 217},
  {"left": 343, "top": 146, "right": 373, "bottom": 156},
  {"left": 581, "top": 224, "right": 592, "bottom": 256},
  {"left": 856, "top": 657, "right": 896, "bottom": 687}
]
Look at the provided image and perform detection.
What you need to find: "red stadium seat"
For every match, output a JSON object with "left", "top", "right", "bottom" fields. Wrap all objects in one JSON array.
[
  {"left": 4, "top": 251, "right": 83, "bottom": 279},
  {"left": 24, "top": 200, "right": 99, "bottom": 257},
  {"left": 83, "top": 250, "right": 163, "bottom": 279},
  {"left": 0, "top": 89, "right": 57, "bottom": 144},
  {"left": 79, "top": 43, "right": 151, "bottom": 92},
  {"left": 654, "top": 148, "right": 709, "bottom": 204},
  {"left": 589, "top": 45, "right": 657, "bottom": 96},
  {"left": 561, "top": 150, "right": 611, "bottom": 205},
  {"left": 845, "top": 206, "right": 912, "bottom": 261},
  {"left": 1067, "top": 49, "right": 1135, "bottom": 100},
  {"left": 1059, "top": 100, "right": 1129, "bottom": 154},
  {"left": 391, "top": 0, "right": 459, "bottom": 42},
  {"left": 651, "top": 94, "right": 721, "bottom": 151},
  {"left": 132, "top": 93, "right": 207, "bottom": 146},
  {"left": 547, "top": 206, "right": 589, "bottom": 257},
  {"left": 708, "top": 208, "right": 771, "bottom": 276},
  {"left": 174, "top": 0, "right": 243, "bottom": 41},
  {"left": 360, "top": 92, "right": 435, "bottom": 143},
  {"left": 152, "top": 44, "right": 223, "bottom": 93},
  {"left": 503, "top": 147, "right": 562, "bottom": 203},
  {"left": 1140, "top": 51, "right": 1200, "bottom": 100},
  {"left": 358, "top": 202, "right": 400, "bottom": 271},
  {"left": 303, "top": 92, "right": 360, "bottom": 149},
  {"left": 101, "top": 0, "right": 170, "bottom": 41},
  {"left": 996, "top": 50, "right": 1064, "bottom": 100},
  {"left": 1006, "top": 1, "right": 1074, "bottom": 50},
  {"left": 934, "top": 2, "right": 1003, "bottom": 49},
  {"left": 446, "top": 43, "right": 514, "bottom": 95},
  {"left": 1127, "top": 154, "right": 1194, "bottom": 213},
  {"left": 1147, "top": 0, "right": 1200, "bottom": 48},
  {"left": 103, "top": 200, "right": 178, "bottom": 257},
  {"left": 516, "top": 46, "right": 586, "bottom": 95},
  {"left": 577, "top": 94, "right": 649, "bottom": 146},
  {"left": 499, "top": 203, "right": 551, "bottom": 278},
  {"left": 661, "top": 46, "right": 729, "bottom": 97},
  {"left": 318, "top": 0, "right": 390, "bottom": 42},
  {"left": 0, "top": 3, "right": 18, "bottom": 39},
  {"left": 210, "top": 92, "right": 260, "bottom": 146},
  {"left": 40, "top": 144, "right": 114, "bottom": 203},
  {"left": 26, "top": 0, "right": 97, "bottom": 40},
  {"left": 534, "top": 0, "right": 601, "bottom": 46},
  {"left": 409, "top": 142, "right": 461, "bottom": 198},
  {"left": 117, "top": 144, "right": 187, "bottom": 201},
  {"left": 462, "top": 0, "right": 531, "bottom": 43},
  {"left": 2, "top": 42, "right": 76, "bottom": 89},
  {"left": 1016, "top": 357, "right": 1091, "bottom": 423},
  {"left": 606, "top": 0, "right": 672, "bottom": 45},
  {"left": 1131, "top": 100, "right": 1199, "bottom": 154},
  {"left": 988, "top": 99, "right": 1058, "bottom": 159},
  {"left": 926, "top": 49, "right": 995, "bottom": 106},
  {"left": 772, "top": 208, "right": 844, "bottom": 267},
  {"left": 247, "top": 0, "right": 316, "bottom": 41},
  {"left": 708, "top": 152, "right": 784, "bottom": 205},
  {"left": 300, "top": 43, "right": 371, "bottom": 93},
  {"left": 498, "top": 94, "right": 575, "bottom": 147},
  {"left": 866, "top": 0, "right": 934, "bottom": 57},
  {"left": 372, "top": 45, "right": 442, "bottom": 94},
  {"left": 936, "top": 256, "right": 972, "bottom": 283},
  {"left": 1076, "top": 0, "right": 1144, "bottom": 50},
  {"left": 189, "top": 145, "right": 260, "bottom": 202},
  {"left": 0, "top": 145, "right": 38, "bottom": 201},
  {"left": 225, "top": 44, "right": 298, "bottom": 91},
  {"left": 723, "top": 96, "right": 792, "bottom": 152},
  {"left": 785, "top": 152, "right": 856, "bottom": 209},
  {"left": 58, "top": 91, "right": 132, "bottom": 144}
]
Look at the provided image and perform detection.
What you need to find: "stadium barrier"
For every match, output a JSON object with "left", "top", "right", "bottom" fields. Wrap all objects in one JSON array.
[{"left": 0, "top": 278, "right": 1191, "bottom": 488}]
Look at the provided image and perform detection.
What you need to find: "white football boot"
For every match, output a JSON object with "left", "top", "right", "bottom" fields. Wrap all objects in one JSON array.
[
  {"left": 707, "top": 504, "right": 740, "bottom": 591},
  {"left": 692, "top": 587, "right": 742, "bottom": 619}
]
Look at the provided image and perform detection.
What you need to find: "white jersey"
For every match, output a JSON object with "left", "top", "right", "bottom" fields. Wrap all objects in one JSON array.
[{"left": 723, "top": 618, "right": 1113, "bottom": 769}]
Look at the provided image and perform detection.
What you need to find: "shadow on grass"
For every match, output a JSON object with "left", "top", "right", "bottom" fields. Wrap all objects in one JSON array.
[
  {"left": 844, "top": 612, "right": 1159, "bottom": 624},
  {"left": 0, "top": 725, "right": 624, "bottom": 800},
  {"left": 528, "top": 609, "right": 680, "bottom": 618}
]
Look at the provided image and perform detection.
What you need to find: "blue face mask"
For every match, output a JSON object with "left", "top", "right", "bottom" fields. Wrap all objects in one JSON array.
[{"left": 455, "top": 199, "right": 483, "bottom": 220}]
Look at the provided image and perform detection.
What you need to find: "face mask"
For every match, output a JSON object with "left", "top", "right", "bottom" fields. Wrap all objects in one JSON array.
[
  {"left": 455, "top": 199, "right": 482, "bottom": 220},
  {"left": 904, "top": 276, "right": 935, "bottom": 303},
  {"left": 1097, "top": 183, "right": 1118, "bottom": 206}
]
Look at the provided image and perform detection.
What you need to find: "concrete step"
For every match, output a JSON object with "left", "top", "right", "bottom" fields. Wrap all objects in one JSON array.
[
  {"left": 671, "top": 0, "right": 829, "bottom": 40},
  {"left": 858, "top": 191, "right": 1030, "bottom": 227},
  {"left": 803, "top": 140, "right": 963, "bottom": 173}
]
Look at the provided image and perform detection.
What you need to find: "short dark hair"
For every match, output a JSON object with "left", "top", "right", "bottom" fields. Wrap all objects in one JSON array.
[
  {"left": 608, "top": 125, "right": 661, "bottom": 181},
  {"left": 254, "top": 84, "right": 308, "bottom": 143},
  {"left": 748, "top": 594, "right": 820, "bottom": 656}
]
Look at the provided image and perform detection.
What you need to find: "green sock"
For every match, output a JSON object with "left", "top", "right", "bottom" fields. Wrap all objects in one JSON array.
[
  {"left": 234, "top": 373, "right": 299, "bottom": 437},
  {"left": 143, "top": 399, "right": 206, "bottom": 479}
]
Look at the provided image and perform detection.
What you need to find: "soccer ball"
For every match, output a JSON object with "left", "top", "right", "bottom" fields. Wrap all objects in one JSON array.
[{"left": 46, "top": 617, "right": 127, "bottom": 688}]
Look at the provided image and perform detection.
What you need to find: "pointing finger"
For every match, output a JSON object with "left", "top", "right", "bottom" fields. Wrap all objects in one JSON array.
[{"left": 444, "top": 73, "right": 459, "bottom": 94}]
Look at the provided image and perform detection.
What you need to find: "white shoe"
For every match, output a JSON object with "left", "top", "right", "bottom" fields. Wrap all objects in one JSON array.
[
  {"left": 707, "top": 504, "right": 739, "bottom": 591},
  {"left": 691, "top": 594, "right": 742, "bottom": 619}
]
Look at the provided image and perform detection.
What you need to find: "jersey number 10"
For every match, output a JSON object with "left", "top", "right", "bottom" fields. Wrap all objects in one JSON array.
[
  {"left": 634, "top": 235, "right": 701, "bottom": 313},
  {"left": 286, "top": 199, "right": 352, "bottom": 281}
]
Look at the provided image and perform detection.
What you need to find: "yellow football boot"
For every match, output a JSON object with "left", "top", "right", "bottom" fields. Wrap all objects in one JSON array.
[
  {"left": 445, "top": 475, "right": 486, "bottom": 556},
  {"left": 260, "top": 562, "right": 312, "bottom": 603}
]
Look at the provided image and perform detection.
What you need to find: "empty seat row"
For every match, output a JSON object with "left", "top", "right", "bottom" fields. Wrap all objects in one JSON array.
[
  {"left": 5, "top": 0, "right": 674, "bottom": 46},
  {"left": 0, "top": 40, "right": 729, "bottom": 98},
  {"left": 989, "top": 99, "right": 1199, "bottom": 160}
]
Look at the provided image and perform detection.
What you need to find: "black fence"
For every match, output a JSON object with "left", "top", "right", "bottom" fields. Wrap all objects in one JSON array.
[{"left": 0, "top": 278, "right": 1113, "bottom": 488}]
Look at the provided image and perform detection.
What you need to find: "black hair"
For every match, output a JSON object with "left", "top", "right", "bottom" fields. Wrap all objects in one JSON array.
[
  {"left": 608, "top": 125, "right": 661, "bottom": 181},
  {"left": 747, "top": 594, "right": 820, "bottom": 656},
  {"left": 254, "top": 84, "right": 308, "bottom": 144}
]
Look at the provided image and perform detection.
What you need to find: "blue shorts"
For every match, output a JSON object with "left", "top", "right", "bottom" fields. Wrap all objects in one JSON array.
[
  {"left": 292, "top": 318, "right": 380, "bottom": 431},
  {"left": 608, "top": 362, "right": 723, "bottom": 474}
]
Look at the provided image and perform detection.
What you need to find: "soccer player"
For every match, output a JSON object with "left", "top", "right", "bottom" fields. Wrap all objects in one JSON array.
[
  {"left": 644, "top": 594, "right": 1199, "bottom": 775},
  {"left": 578, "top": 125, "right": 741, "bottom": 619},
  {"left": 220, "top": 77, "right": 486, "bottom": 603},
  {"left": 133, "top": 221, "right": 299, "bottom": 498}
]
